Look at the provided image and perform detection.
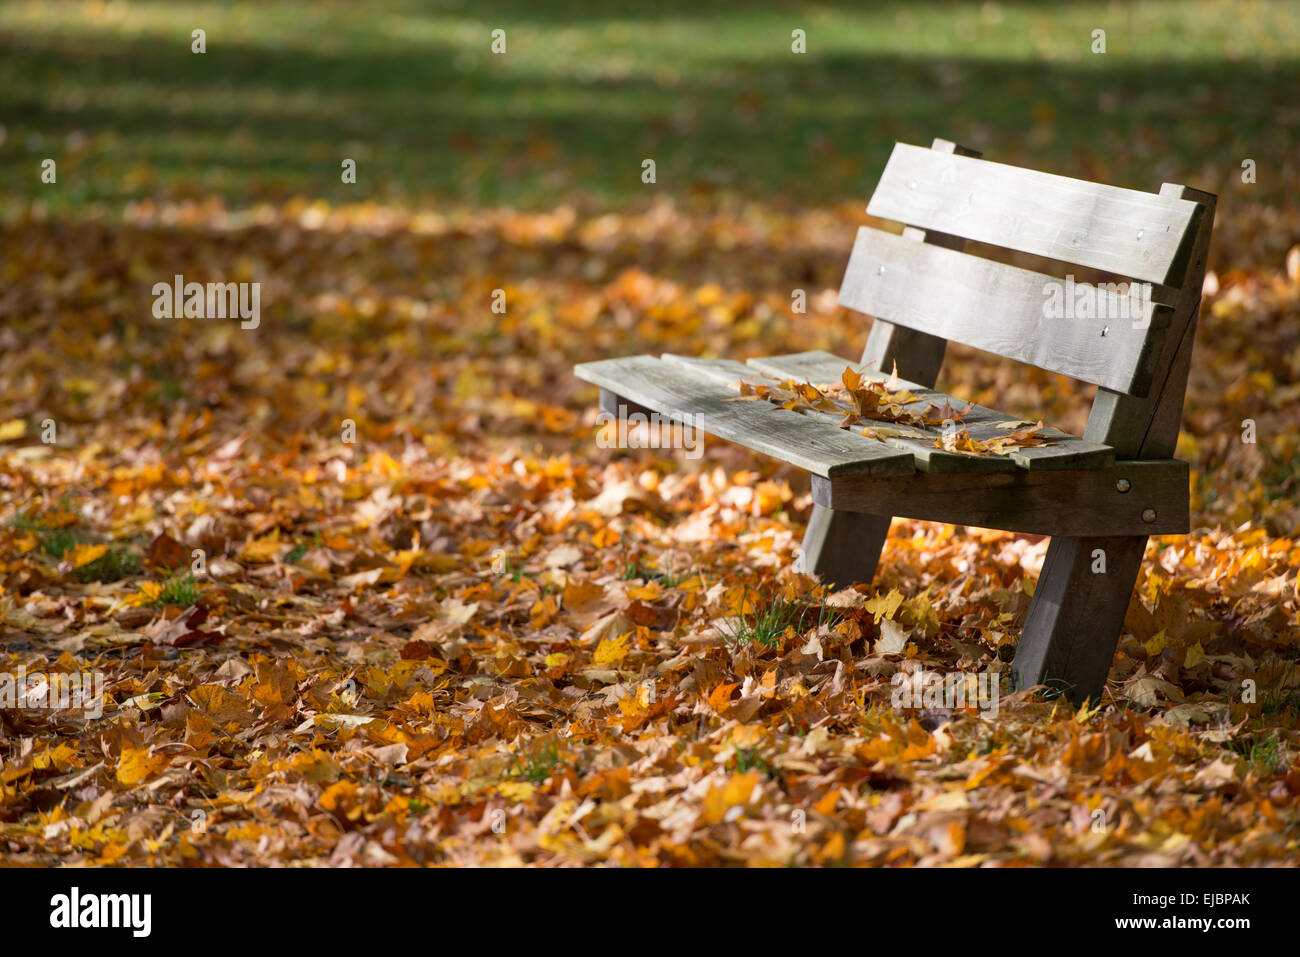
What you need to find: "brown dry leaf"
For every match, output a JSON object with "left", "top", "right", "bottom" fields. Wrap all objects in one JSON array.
[{"left": 146, "top": 533, "right": 189, "bottom": 571}]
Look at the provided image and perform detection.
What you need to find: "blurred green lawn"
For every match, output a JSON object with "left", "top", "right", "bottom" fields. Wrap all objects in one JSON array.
[{"left": 2, "top": 0, "right": 1298, "bottom": 214}]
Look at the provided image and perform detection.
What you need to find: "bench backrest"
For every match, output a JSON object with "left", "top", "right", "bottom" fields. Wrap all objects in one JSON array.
[{"left": 839, "top": 142, "right": 1211, "bottom": 399}]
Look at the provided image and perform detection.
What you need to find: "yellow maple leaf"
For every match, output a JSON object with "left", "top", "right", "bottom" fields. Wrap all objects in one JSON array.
[
  {"left": 389, "top": 549, "right": 421, "bottom": 577},
  {"left": 117, "top": 746, "right": 168, "bottom": 786},
  {"left": 865, "top": 588, "right": 905, "bottom": 623},
  {"left": 618, "top": 682, "right": 653, "bottom": 716},
  {"left": 239, "top": 535, "right": 283, "bottom": 563},
  {"left": 68, "top": 543, "right": 108, "bottom": 569},
  {"left": 418, "top": 553, "right": 460, "bottom": 573},
  {"left": 189, "top": 685, "right": 254, "bottom": 725},
  {"left": 498, "top": 780, "right": 535, "bottom": 801},
  {"left": 319, "top": 780, "right": 360, "bottom": 813},
  {"left": 124, "top": 581, "right": 164, "bottom": 607},
  {"left": 858, "top": 717, "right": 937, "bottom": 763},
  {"left": 904, "top": 590, "right": 941, "bottom": 638},
  {"left": 367, "top": 450, "right": 403, "bottom": 478},
  {"left": 530, "top": 594, "right": 559, "bottom": 627},
  {"left": 701, "top": 772, "right": 758, "bottom": 824},
  {"left": 33, "top": 743, "right": 78, "bottom": 772},
  {"left": 593, "top": 633, "right": 631, "bottom": 666}
]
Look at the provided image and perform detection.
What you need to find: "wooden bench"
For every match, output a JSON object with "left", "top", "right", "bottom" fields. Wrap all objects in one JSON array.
[{"left": 575, "top": 139, "right": 1215, "bottom": 704}]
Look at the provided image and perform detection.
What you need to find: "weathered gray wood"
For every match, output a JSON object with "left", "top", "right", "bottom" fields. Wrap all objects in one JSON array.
[
  {"left": 794, "top": 508, "right": 892, "bottom": 586},
  {"left": 745, "top": 351, "right": 1115, "bottom": 470},
  {"left": 575, "top": 355, "right": 915, "bottom": 478},
  {"left": 801, "top": 139, "right": 979, "bottom": 586},
  {"left": 656, "top": 354, "right": 754, "bottom": 384},
  {"left": 1013, "top": 185, "right": 1216, "bottom": 704},
  {"left": 839, "top": 226, "right": 1172, "bottom": 396},
  {"left": 1086, "top": 188, "right": 1216, "bottom": 456},
  {"left": 814, "top": 459, "right": 1189, "bottom": 537},
  {"left": 868, "top": 143, "right": 1202, "bottom": 284},
  {"left": 1012, "top": 535, "right": 1148, "bottom": 702},
  {"left": 661, "top": 353, "right": 1013, "bottom": 474},
  {"left": 855, "top": 141, "right": 982, "bottom": 383},
  {"left": 858, "top": 320, "right": 947, "bottom": 385},
  {"left": 598, "top": 388, "right": 655, "bottom": 422}
]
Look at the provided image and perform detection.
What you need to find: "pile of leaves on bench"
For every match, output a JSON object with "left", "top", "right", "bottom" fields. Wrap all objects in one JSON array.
[{"left": 727, "top": 364, "right": 1055, "bottom": 457}]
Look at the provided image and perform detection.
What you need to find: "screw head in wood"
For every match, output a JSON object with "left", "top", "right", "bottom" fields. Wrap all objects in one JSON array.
[
  {"left": 1116, "top": 478, "right": 1131, "bottom": 493},
  {"left": 1142, "top": 508, "right": 1157, "bottom": 523}
]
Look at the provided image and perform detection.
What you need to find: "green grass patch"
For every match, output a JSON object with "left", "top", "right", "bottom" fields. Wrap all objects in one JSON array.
[
  {"left": 620, "top": 552, "right": 692, "bottom": 587},
  {"left": 75, "top": 546, "right": 142, "bottom": 583},
  {"left": 1259, "top": 659, "right": 1300, "bottom": 715},
  {"left": 10, "top": 510, "right": 142, "bottom": 581},
  {"left": 2, "top": 1, "right": 1297, "bottom": 213},
  {"left": 11, "top": 513, "right": 46, "bottom": 534},
  {"left": 147, "top": 574, "right": 204, "bottom": 608},
  {"left": 39, "top": 527, "right": 78, "bottom": 560},
  {"left": 732, "top": 746, "right": 778, "bottom": 779},
  {"left": 507, "top": 739, "right": 565, "bottom": 784},
  {"left": 1232, "top": 730, "right": 1288, "bottom": 774},
  {"left": 721, "top": 587, "right": 843, "bottom": 648}
]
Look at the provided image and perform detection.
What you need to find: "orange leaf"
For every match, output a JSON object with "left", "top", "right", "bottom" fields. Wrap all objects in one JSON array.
[{"left": 706, "top": 681, "right": 740, "bottom": 713}]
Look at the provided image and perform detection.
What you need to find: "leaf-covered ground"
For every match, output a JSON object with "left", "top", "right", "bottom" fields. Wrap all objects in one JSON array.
[{"left": 2, "top": 190, "right": 1298, "bottom": 866}]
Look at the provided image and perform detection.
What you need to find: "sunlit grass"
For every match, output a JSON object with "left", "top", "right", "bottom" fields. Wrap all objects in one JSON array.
[{"left": 2, "top": 0, "right": 1296, "bottom": 213}]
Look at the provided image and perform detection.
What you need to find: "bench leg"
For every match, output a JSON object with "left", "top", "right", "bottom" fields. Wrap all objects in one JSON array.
[
  {"left": 796, "top": 505, "right": 891, "bottom": 587},
  {"left": 599, "top": 387, "right": 656, "bottom": 420},
  {"left": 1012, "top": 535, "right": 1147, "bottom": 704}
]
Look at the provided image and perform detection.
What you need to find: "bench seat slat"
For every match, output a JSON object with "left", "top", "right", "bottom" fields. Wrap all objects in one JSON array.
[
  {"left": 838, "top": 226, "right": 1170, "bottom": 396},
  {"left": 662, "top": 354, "right": 1015, "bottom": 474},
  {"left": 868, "top": 143, "right": 1200, "bottom": 285},
  {"left": 743, "top": 351, "right": 1115, "bottom": 471},
  {"left": 574, "top": 355, "right": 915, "bottom": 478}
]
